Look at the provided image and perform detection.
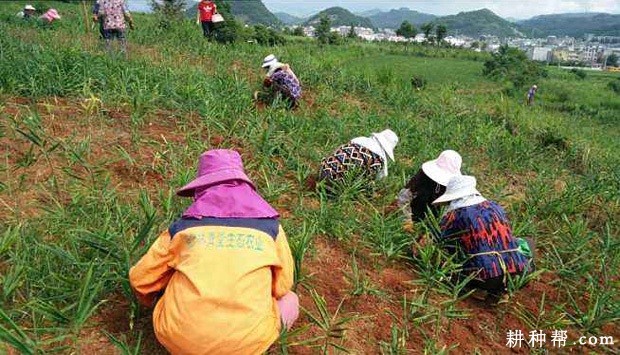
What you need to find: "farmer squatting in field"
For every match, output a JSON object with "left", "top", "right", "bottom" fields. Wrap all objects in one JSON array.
[
  {"left": 129, "top": 150, "right": 299, "bottom": 354},
  {"left": 17, "top": 4, "right": 61, "bottom": 24},
  {"left": 318, "top": 129, "right": 399, "bottom": 193},
  {"left": 254, "top": 54, "right": 302, "bottom": 110},
  {"left": 398, "top": 150, "right": 463, "bottom": 222},
  {"left": 432, "top": 175, "right": 535, "bottom": 296},
  {"left": 16, "top": 4, "right": 36, "bottom": 19}
]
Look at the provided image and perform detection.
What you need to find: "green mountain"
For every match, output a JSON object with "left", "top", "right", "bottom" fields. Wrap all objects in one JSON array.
[
  {"left": 274, "top": 12, "right": 303, "bottom": 25},
  {"left": 369, "top": 7, "right": 437, "bottom": 29},
  {"left": 304, "top": 7, "right": 374, "bottom": 28},
  {"left": 517, "top": 13, "right": 620, "bottom": 37},
  {"left": 188, "top": 0, "right": 280, "bottom": 26},
  {"left": 435, "top": 9, "right": 521, "bottom": 38},
  {"left": 357, "top": 9, "right": 383, "bottom": 17}
]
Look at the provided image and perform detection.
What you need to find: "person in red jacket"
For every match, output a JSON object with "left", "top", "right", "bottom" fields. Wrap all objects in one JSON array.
[{"left": 196, "top": 0, "right": 217, "bottom": 39}]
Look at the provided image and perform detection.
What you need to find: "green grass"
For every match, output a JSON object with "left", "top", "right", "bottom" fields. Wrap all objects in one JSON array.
[{"left": 0, "top": 1, "right": 619, "bottom": 353}]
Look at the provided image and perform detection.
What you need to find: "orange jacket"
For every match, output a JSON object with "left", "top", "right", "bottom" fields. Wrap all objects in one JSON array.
[{"left": 129, "top": 217, "right": 294, "bottom": 355}]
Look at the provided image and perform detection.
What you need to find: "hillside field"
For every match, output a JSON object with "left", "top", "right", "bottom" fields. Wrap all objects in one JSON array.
[{"left": 1, "top": 2, "right": 619, "bottom": 354}]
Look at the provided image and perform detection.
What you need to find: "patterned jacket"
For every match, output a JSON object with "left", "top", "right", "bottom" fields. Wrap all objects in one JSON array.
[
  {"left": 270, "top": 68, "right": 302, "bottom": 100},
  {"left": 439, "top": 201, "right": 529, "bottom": 280},
  {"left": 97, "top": 0, "right": 129, "bottom": 30}
]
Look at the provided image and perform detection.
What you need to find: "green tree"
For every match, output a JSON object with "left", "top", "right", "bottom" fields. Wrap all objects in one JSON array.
[
  {"left": 420, "top": 22, "right": 434, "bottom": 44},
  {"left": 347, "top": 24, "right": 357, "bottom": 39},
  {"left": 607, "top": 53, "right": 619, "bottom": 67},
  {"left": 396, "top": 21, "right": 417, "bottom": 39},
  {"left": 210, "top": 0, "right": 240, "bottom": 44},
  {"left": 316, "top": 15, "right": 330, "bottom": 43},
  {"left": 150, "top": 0, "right": 187, "bottom": 19},
  {"left": 151, "top": 0, "right": 187, "bottom": 28},
  {"left": 252, "top": 25, "right": 285, "bottom": 46},
  {"left": 316, "top": 15, "right": 335, "bottom": 44},
  {"left": 483, "top": 45, "right": 547, "bottom": 89},
  {"left": 435, "top": 24, "right": 447, "bottom": 44},
  {"left": 292, "top": 26, "right": 305, "bottom": 36}
]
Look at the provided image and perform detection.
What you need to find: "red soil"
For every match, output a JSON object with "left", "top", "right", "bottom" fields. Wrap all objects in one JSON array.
[{"left": 3, "top": 96, "right": 618, "bottom": 354}]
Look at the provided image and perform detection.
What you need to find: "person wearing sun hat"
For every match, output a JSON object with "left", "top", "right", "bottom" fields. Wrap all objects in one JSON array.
[
  {"left": 17, "top": 4, "right": 36, "bottom": 19},
  {"left": 129, "top": 149, "right": 298, "bottom": 354},
  {"left": 399, "top": 150, "right": 463, "bottom": 223},
  {"left": 39, "top": 8, "right": 61, "bottom": 23},
  {"left": 433, "top": 175, "right": 535, "bottom": 295},
  {"left": 318, "top": 129, "right": 399, "bottom": 192},
  {"left": 254, "top": 54, "right": 302, "bottom": 109}
]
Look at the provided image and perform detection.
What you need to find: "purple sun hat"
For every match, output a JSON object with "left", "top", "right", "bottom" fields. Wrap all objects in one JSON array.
[{"left": 177, "top": 149, "right": 255, "bottom": 197}]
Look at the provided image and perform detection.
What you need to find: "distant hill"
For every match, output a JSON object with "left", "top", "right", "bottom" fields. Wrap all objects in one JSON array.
[
  {"left": 369, "top": 7, "right": 437, "bottom": 28},
  {"left": 517, "top": 13, "right": 620, "bottom": 37},
  {"left": 304, "top": 7, "right": 374, "bottom": 28},
  {"left": 357, "top": 9, "right": 383, "bottom": 17},
  {"left": 435, "top": 9, "right": 521, "bottom": 38},
  {"left": 188, "top": 0, "right": 280, "bottom": 26},
  {"left": 274, "top": 12, "right": 303, "bottom": 25}
]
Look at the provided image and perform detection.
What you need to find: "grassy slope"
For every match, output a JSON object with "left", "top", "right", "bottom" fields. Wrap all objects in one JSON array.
[{"left": 1, "top": 2, "right": 619, "bottom": 354}]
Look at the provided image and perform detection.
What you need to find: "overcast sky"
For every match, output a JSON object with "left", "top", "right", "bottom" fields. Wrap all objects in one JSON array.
[{"left": 129, "top": 0, "right": 619, "bottom": 19}]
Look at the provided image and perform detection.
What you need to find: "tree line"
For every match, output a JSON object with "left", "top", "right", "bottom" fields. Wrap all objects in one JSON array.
[{"left": 396, "top": 21, "right": 448, "bottom": 45}]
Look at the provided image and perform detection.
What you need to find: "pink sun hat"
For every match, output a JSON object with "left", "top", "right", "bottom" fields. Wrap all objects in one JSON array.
[
  {"left": 421, "top": 150, "right": 463, "bottom": 186},
  {"left": 40, "top": 8, "right": 61, "bottom": 22},
  {"left": 177, "top": 149, "right": 255, "bottom": 197}
]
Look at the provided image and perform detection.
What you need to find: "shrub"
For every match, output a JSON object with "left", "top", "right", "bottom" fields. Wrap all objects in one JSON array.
[
  {"left": 536, "top": 128, "right": 570, "bottom": 151},
  {"left": 292, "top": 26, "right": 304, "bottom": 37},
  {"left": 483, "top": 45, "right": 547, "bottom": 90},
  {"left": 609, "top": 79, "right": 620, "bottom": 94},
  {"left": 570, "top": 68, "right": 587, "bottom": 80},
  {"left": 251, "top": 25, "right": 286, "bottom": 46}
]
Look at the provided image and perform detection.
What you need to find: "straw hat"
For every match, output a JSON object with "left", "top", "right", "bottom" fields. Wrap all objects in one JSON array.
[
  {"left": 176, "top": 149, "right": 255, "bottom": 197},
  {"left": 421, "top": 150, "right": 462, "bottom": 186},
  {"left": 433, "top": 175, "right": 480, "bottom": 204},
  {"left": 24, "top": 5, "right": 36, "bottom": 11}
]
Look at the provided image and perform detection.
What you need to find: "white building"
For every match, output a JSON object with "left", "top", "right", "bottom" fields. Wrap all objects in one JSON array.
[
  {"left": 581, "top": 46, "right": 599, "bottom": 63},
  {"left": 444, "top": 36, "right": 466, "bottom": 47},
  {"left": 529, "top": 47, "right": 552, "bottom": 62}
]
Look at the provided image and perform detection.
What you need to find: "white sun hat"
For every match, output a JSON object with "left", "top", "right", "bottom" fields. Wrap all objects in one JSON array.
[
  {"left": 371, "top": 129, "right": 399, "bottom": 161},
  {"left": 433, "top": 175, "right": 480, "bottom": 204},
  {"left": 422, "top": 149, "right": 462, "bottom": 186},
  {"left": 261, "top": 54, "right": 279, "bottom": 68},
  {"left": 24, "top": 4, "right": 36, "bottom": 10}
]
